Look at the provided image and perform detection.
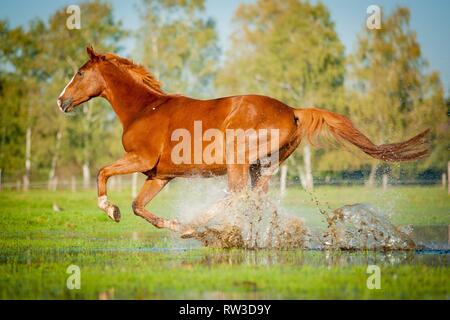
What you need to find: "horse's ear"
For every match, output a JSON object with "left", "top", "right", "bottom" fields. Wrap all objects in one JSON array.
[{"left": 86, "top": 45, "right": 99, "bottom": 61}]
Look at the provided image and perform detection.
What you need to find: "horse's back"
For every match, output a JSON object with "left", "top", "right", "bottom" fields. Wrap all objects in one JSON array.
[{"left": 165, "top": 94, "right": 296, "bottom": 130}]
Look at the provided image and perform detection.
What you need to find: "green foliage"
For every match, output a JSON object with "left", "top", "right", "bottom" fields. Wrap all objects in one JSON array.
[
  {"left": 0, "top": 2, "right": 447, "bottom": 185},
  {"left": 136, "top": 0, "right": 220, "bottom": 97},
  {"left": 345, "top": 7, "right": 448, "bottom": 173},
  {"left": 218, "top": 0, "right": 345, "bottom": 107},
  {"left": 0, "top": 1, "right": 126, "bottom": 182}
]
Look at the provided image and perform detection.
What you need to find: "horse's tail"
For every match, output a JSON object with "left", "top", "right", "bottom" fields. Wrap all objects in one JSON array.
[{"left": 294, "top": 108, "right": 430, "bottom": 162}]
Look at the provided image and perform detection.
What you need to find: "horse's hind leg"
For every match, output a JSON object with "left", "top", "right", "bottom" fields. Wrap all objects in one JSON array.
[
  {"left": 132, "top": 178, "right": 179, "bottom": 231},
  {"left": 250, "top": 162, "right": 269, "bottom": 193},
  {"left": 227, "top": 164, "right": 250, "bottom": 193},
  {"left": 97, "top": 153, "right": 153, "bottom": 222},
  {"left": 251, "top": 163, "right": 276, "bottom": 193},
  {"left": 252, "top": 131, "right": 303, "bottom": 193}
]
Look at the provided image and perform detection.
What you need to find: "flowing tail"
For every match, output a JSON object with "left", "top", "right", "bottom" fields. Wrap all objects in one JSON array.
[{"left": 294, "top": 108, "right": 430, "bottom": 162}]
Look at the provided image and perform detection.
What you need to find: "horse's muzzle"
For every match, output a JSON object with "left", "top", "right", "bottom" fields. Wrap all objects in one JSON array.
[{"left": 57, "top": 97, "right": 74, "bottom": 113}]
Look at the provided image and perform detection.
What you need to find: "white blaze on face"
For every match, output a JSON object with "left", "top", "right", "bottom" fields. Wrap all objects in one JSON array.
[{"left": 57, "top": 74, "right": 76, "bottom": 109}]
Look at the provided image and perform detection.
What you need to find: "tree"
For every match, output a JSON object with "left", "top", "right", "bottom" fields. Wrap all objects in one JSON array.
[
  {"left": 348, "top": 7, "right": 448, "bottom": 186},
  {"left": 136, "top": 0, "right": 220, "bottom": 98},
  {"left": 0, "top": 20, "right": 46, "bottom": 190},
  {"left": 0, "top": 1, "right": 126, "bottom": 189},
  {"left": 217, "top": 0, "right": 345, "bottom": 191},
  {"left": 42, "top": 1, "right": 126, "bottom": 189}
]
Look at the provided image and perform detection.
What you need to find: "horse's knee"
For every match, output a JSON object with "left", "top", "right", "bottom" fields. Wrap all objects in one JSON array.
[
  {"left": 97, "top": 168, "right": 108, "bottom": 184},
  {"left": 132, "top": 200, "right": 143, "bottom": 217},
  {"left": 132, "top": 201, "right": 169, "bottom": 229}
]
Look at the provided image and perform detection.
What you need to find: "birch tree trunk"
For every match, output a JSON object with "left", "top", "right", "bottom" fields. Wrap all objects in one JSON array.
[
  {"left": 23, "top": 127, "right": 31, "bottom": 191},
  {"left": 304, "top": 145, "right": 313, "bottom": 190},
  {"left": 297, "top": 145, "right": 313, "bottom": 191},
  {"left": 82, "top": 163, "right": 90, "bottom": 189},
  {"left": 48, "top": 130, "right": 62, "bottom": 191},
  {"left": 280, "top": 164, "right": 288, "bottom": 197},
  {"left": 382, "top": 174, "right": 388, "bottom": 190},
  {"left": 366, "top": 162, "right": 377, "bottom": 187},
  {"left": 131, "top": 172, "right": 138, "bottom": 198},
  {"left": 448, "top": 161, "right": 450, "bottom": 195},
  {"left": 82, "top": 103, "right": 92, "bottom": 189},
  {"left": 0, "top": 126, "right": 5, "bottom": 191}
]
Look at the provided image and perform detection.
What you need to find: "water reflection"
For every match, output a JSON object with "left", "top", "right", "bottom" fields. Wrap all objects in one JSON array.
[
  {"left": 184, "top": 247, "right": 449, "bottom": 268},
  {"left": 412, "top": 225, "right": 449, "bottom": 250},
  {"left": 172, "top": 223, "right": 448, "bottom": 268}
]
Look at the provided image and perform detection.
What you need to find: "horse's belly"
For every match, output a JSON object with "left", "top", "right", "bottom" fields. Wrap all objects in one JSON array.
[{"left": 154, "top": 162, "right": 227, "bottom": 179}]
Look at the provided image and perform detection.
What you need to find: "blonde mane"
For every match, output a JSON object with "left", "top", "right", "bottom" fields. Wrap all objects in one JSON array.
[{"left": 104, "top": 53, "right": 165, "bottom": 95}]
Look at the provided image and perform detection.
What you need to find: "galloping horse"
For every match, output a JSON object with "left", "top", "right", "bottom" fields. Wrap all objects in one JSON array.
[{"left": 57, "top": 46, "right": 429, "bottom": 232}]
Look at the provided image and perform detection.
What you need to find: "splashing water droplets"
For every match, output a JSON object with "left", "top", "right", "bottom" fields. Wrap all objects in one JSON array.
[
  {"left": 174, "top": 180, "right": 415, "bottom": 251},
  {"left": 180, "top": 190, "right": 309, "bottom": 249},
  {"left": 322, "top": 204, "right": 415, "bottom": 250}
]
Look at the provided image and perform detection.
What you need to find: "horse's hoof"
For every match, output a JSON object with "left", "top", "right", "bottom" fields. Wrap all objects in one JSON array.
[
  {"left": 180, "top": 229, "right": 196, "bottom": 239},
  {"left": 107, "top": 205, "right": 121, "bottom": 223}
]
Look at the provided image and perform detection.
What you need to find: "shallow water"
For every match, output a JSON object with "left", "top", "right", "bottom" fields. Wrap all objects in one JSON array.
[
  {"left": 11, "top": 243, "right": 446, "bottom": 267},
  {"left": 177, "top": 191, "right": 441, "bottom": 251},
  {"left": 12, "top": 225, "right": 444, "bottom": 267},
  {"left": 412, "top": 225, "right": 449, "bottom": 250}
]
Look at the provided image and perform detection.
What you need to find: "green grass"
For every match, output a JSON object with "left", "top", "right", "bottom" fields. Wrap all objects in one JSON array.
[
  {"left": 280, "top": 185, "right": 450, "bottom": 227},
  {"left": 0, "top": 185, "right": 449, "bottom": 299}
]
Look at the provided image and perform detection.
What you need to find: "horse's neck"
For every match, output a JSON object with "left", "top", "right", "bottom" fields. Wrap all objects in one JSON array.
[{"left": 101, "top": 69, "right": 164, "bottom": 127}]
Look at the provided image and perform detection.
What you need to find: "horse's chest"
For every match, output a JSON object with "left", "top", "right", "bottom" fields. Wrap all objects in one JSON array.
[{"left": 121, "top": 121, "right": 161, "bottom": 153}]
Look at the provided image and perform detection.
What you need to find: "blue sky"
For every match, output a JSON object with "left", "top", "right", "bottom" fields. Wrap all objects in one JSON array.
[{"left": 1, "top": 0, "right": 449, "bottom": 92}]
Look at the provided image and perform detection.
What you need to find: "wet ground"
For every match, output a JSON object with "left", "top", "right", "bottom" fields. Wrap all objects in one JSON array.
[
  {"left": 0, "top": 187, "right": 448, "bottom": 299},
  {"left": 39, "top": 224, "right": 448, "bottom": 267}
]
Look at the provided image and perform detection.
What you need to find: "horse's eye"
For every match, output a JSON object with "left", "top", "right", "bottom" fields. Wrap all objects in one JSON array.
[{"left": 77, "top": 70, "right": 84, "bottom": 77}]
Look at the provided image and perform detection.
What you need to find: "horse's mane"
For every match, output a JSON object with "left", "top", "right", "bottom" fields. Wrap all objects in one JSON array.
[{"left": 104, "top": 53, "right": 166, "bottom": 95}]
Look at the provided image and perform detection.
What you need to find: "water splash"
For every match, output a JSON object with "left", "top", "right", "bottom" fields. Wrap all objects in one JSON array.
[
  {"left": 179, "top": 190, "right": 309, "bottom": 249},
  {"left": 177, "top": 188, "right": 416, "bottom": 251},
  {"left": 322, "top": 204, "right": 416, "bottom": 250}
]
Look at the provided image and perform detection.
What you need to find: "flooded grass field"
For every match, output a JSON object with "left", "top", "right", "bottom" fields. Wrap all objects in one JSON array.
[{"left": 0, "top": 184, "right": 448, "bottom": 299}]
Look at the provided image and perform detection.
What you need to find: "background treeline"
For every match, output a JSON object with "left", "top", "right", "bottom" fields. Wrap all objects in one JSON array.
[{"left": 0, "top": 0, "right": 448, "bottom": 191}]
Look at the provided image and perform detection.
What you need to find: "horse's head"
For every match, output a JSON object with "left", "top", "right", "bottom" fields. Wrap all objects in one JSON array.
[{"left": 57, "top": 46, "right": 106, "bottom": 113}]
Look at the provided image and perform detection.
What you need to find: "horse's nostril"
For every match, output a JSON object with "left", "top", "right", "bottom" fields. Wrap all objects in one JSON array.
[{"left": 58, "top": 97, "right": 73, "bottom": 112}]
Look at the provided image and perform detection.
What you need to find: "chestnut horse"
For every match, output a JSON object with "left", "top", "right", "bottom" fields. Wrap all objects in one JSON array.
[{"left": 57, "top": 46, "right": 429, "bottom": 232}]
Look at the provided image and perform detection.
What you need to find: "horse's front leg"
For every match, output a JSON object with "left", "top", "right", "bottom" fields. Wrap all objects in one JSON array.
[
  {"left": 132, "top": 178, "right": 179, "bottom": 231},
  {"left": 97, "top": 153, "right": 152, "bottom": 222}
]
